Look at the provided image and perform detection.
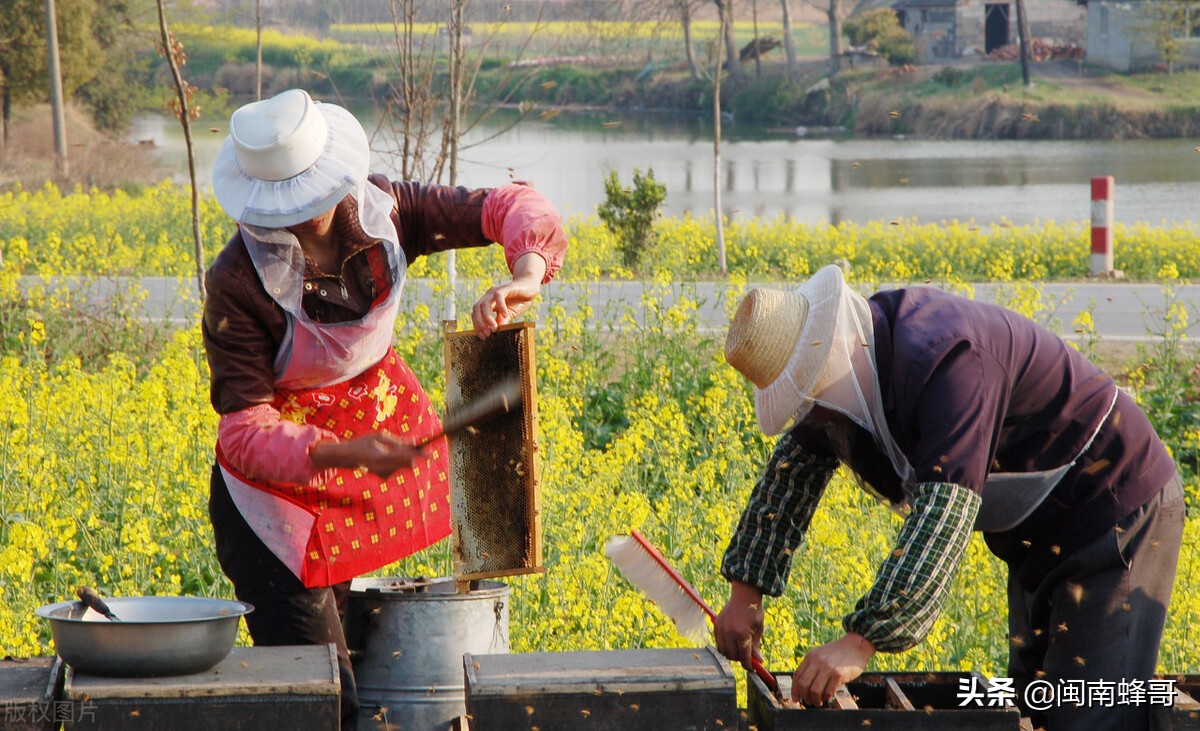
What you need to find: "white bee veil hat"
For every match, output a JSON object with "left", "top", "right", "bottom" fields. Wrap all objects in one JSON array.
[
  {"left": 725, "top": 264, "right": 915, "bottom": 485},
  {"left": 212, "top": 89, "right": 371, "bottom": 228}
]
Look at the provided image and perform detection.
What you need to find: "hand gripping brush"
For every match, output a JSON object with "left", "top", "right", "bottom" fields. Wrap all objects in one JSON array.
[{"left": 605, "top": 529, "right": 782, "bottom": 698}]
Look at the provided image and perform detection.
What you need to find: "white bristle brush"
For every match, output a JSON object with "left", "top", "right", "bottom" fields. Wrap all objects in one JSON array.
[{"left": 605, "top": 529, "right": 781, "bottom": 696}]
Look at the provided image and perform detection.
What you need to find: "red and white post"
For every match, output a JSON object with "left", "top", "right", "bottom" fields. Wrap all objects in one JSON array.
[{"left": 1090, "top": 176, "right": 1115, "bottom": 276}]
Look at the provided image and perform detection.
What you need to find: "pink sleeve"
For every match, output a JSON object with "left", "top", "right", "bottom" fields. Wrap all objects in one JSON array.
[
  {"left": 218, "top": 404, "right": 340, "bottom": 486},
  {"left": 480, "top": 183, "right": 568, "bottom": 283}
]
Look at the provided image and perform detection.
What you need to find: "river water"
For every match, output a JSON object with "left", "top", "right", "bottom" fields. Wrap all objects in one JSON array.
[{"left": 130, "top": 107, "right": 1200, "bottom": 227}]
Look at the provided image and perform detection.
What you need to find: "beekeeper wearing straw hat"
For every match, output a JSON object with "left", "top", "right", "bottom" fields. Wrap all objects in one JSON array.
[{"left": 714, "top": 264, "right": 1183, "bottom": 731}]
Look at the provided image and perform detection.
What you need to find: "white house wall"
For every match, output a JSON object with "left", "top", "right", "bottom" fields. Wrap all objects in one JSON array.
[
  {"left": 903, "top": 0, "right": 1085, "bottom": 61},
  {"left": 1086, "top": 0, "right": 1200, "bottom": 71}
]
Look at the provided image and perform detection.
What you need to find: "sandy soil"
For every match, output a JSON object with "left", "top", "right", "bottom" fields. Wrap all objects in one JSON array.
[{"left": 0, "top": 104, "right": 165, "bottom": 190}]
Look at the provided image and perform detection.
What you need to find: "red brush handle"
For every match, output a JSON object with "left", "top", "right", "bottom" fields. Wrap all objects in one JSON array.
[{"left": 629, "top": 530, "right": 780, "bottom": 697}]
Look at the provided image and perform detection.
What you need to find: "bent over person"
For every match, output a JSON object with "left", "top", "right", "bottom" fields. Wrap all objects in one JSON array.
[
  {"left": 202, "top": 89, "right": 567, "bottom": 730},
  {"left": 714, "top": 264, "right": 1183, "bottom": 731}
]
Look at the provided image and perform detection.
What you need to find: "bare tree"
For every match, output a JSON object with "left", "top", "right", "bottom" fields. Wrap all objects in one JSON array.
[
  {"left": 155, "top": 0, "right": 205, "bottom": 302},
  {"left": 44, "top": 0, "right": 68, "bottom": 181},
  {"left": 377, "top": 0, "right": 541, "bottom": 182},
  {"left": 678, "top": 0, "right": 703, "bottom": 81},
  {"left": 712, "top": 3, "right": 728, "bottom": 275},
  {"left": 255, "top": 0, "right": 262, "bottom": 99},
  {"left": 714, "top": 0, "right": 744, "bottom": 81},
  {"left": 799, "top": 0, "right": 845, "bottom": 75},
  {"left": 445, "top": 0, "right": 466, "bottom": 321},
  {"left": 640, "top": 0, "right": 704, "bottom": 81},
  {"left": 1014, "top": 0, "right": 1032, "bottom": 86},
  {"left": 375, "top": 0, "right": 544, "bottom": 320},
  {"left": 779, "top": 0, "right": 798, "bottom": 80}
]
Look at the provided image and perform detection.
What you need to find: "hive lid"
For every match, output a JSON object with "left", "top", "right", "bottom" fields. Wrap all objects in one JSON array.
[
  {"left": 443, "top": 321, "right": 543, "bottom": 581},
  {"left": 0, "top": 657, "right": 61, "bottom": 708},
  {"left": 464, "top": 647, "right": 736, "bottom": 697},
  {"left": 63, "top": 645, "right": 340, "bottom": 699}
]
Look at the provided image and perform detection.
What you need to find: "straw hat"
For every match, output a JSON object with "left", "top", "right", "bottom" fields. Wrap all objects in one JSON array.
[
  {"left": 211, "top": 89, "right": 370, "bottom": 228},
  {"left": 725, "top": 265, "right": 845, "bottom": 434}
]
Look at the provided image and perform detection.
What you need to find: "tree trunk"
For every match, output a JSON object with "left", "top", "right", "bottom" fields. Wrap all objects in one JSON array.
[
  {"left": 780, "top": 0, "right": 797, "bottom": 80},
  {"left": 751, "top": 0, "right": 761, "bottom": 79},
  {"left": 156, "top": 0, "right": 205, "bottom": 303},
  {"left": 713, "top": 3, "right": 728, "bottom": 275},
  {"left": 255, "top": 0, "right": 263, "bottom": 99},
  {"left": 681, "top": 2, "right": 701, "bottom": 81},
  {"left": 1015, "top": 0, "right": 1032, "bottom": 87},
  {"left": 446, "top": 0, "right": 467, "bottom": 322},
  {"left": 1, "top": 86, "right": 9, "bottom": 152},
  {"left": 45, "top": 0, "right": 69, "bottom": 182},
  {"left": 827, "top": 0, "right": 843, "bottom": 75},
  {"left": 715, "top": 0, "right": 744, "bottom": 81}
]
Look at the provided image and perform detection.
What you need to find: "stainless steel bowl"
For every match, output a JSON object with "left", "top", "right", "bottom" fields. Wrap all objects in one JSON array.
[{"left": 35, "top": 596, "right": 254, "bottom": 677}]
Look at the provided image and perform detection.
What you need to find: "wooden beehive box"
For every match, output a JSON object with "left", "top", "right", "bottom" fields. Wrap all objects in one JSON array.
[
  {"left": 62, "top": 645, "right": 339, "bottom": 731},
  {"left": 748, "top": 670, "right": 1023, "bottom": 731},
  {"left": 463, "top": 647, "right": 737, "bottom": 730},
  {"left": 443, "top": 321, "right": 542, "bottom": 580},
  {"left": 1152, "top": 675, "right": 1200, "bottom": 730},
  {"left": 0, "top": 658, "right": 63, "bottom": 731}
]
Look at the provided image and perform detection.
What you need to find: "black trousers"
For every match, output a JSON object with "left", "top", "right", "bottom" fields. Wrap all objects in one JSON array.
[
  {"left": 1006, "top": 473, "right": 1185, "bottom": 731},
  {"left": 208, "top": 465, "right": 359, "bottom": 731}
]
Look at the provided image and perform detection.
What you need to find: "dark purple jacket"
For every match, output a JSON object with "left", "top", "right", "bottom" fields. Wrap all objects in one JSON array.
[{"left": 793, "top": 286, "right": 1175, "bottom": 589}]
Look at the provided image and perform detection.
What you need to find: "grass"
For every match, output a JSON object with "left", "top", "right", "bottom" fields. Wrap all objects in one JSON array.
[{"left": 329, "top": 19, "right": 829, "bottom": 63}]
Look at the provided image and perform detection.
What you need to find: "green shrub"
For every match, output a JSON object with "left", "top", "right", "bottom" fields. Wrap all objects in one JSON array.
[
  {"left": 730, "top": 78, "right": 811, "bottom": 124},
  {"left": 843, "top": 9, "right": 916, "bottom": 66},
  {"left": 596, "top": 168, "right": 666, "bottom": 270}
]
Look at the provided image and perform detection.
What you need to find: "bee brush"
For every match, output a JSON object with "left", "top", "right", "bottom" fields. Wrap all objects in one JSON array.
[{"left": 604, "top": 529, "right": 782, "bottom": 699}]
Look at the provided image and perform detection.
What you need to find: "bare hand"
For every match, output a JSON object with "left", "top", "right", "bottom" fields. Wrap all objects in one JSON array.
[
  {"left": 311, "top": 432, "right": 421, "bottom": 479},
  {"left": 714, "top": 581, "right": 766, "bottom": 672},
  {"left": 471, "top": 252, "right": 547, "bottom": 338},
  {"left": 471, "top": 279, "right": 539, "bottom": 338},
  {"left": 791, "top": 633, "right": 876, "bottom": 706}
]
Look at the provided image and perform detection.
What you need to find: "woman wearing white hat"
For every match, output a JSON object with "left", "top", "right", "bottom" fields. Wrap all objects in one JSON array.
[
  {"left": 715, "top": 265, "right": 1182, "bottom": 731},
  {"left": 202, "top": 89, "right": 567, "bottom": 729}
]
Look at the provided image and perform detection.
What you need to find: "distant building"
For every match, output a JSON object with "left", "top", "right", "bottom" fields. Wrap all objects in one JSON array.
[
  {"left": 852, "top": 0, "right": 1085, "bottom": 63},
  {"left": 1085, "top": 1, "right": 1200, "bottom": 72}
]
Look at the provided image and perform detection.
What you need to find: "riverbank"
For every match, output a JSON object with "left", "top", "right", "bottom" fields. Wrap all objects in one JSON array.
[
  {"left": 478, "top": 56, "right": 1200, "bottom": 139},
  {"left": 7, "top": 50, "right": 1200, "bottom": 195}
]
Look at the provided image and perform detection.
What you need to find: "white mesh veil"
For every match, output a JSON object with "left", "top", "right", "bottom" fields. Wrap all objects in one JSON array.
[
  {"left": 756, "top": 266, "right": 915, "bottom": 487},
  {"left": 240, "top": 180, "right": 404, "bottom": 321}
]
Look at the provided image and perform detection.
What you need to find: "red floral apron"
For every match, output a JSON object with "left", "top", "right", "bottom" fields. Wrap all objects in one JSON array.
[
  {"left": 218, "top": 350, "right": 450, "bottom": 587},
  {"left": 217, "top": 184, "right": 449, "bottom": 587}
]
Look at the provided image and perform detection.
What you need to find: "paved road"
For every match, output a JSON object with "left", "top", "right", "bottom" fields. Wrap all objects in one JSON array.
[{"left": 21, "top": 276, "right": 1200, "bottom": 342}]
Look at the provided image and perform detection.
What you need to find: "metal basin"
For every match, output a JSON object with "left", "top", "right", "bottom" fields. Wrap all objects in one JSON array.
[{"left": 35, "top": 596, "right": 254, "bottom": 677}]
